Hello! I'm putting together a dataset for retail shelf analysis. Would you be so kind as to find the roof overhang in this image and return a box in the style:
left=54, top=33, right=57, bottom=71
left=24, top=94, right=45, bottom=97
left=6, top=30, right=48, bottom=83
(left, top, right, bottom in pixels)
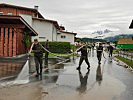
left=118, top=38, right=133, bottom=44
left=59, top=26, right=65, bottom=30
left=0, top=3, right=44, bottom=19
left=0, top=15, right=38, bottom=36
left=33, top=17, right=60, bottom=30
left=59, top=30, right=77, bottom=36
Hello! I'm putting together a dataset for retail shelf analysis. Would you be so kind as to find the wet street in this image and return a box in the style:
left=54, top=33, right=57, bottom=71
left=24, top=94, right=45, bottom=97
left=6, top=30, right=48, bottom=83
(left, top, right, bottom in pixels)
left=0, top=51, right=133, bottom=100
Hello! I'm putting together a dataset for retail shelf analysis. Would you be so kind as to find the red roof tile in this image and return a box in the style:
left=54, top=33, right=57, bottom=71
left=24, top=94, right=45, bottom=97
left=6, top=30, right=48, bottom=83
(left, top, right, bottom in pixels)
left=118, top=38, right=133, bottom=44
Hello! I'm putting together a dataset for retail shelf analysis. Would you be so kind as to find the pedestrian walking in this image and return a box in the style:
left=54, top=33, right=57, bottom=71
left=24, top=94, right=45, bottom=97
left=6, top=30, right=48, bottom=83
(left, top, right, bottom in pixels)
left=108, top=44, right=114, bottom=57
left=97, top=43, right=103, bottom=65
left=76, top=43, right=91, bottom=70
left=44, top=40, right=49, bottom=67
left=32, top=39, right=44, bottom=77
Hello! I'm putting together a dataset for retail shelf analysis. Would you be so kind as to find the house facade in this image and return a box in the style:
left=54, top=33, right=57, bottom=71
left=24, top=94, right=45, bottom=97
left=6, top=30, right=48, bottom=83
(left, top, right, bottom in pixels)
left=32, top=18, right=60, bottom=41
left=57, top=30, right=77, bottom=44
left=0, top=3, right=38, bottom=57
left=117, top=38, right=133, bottom=49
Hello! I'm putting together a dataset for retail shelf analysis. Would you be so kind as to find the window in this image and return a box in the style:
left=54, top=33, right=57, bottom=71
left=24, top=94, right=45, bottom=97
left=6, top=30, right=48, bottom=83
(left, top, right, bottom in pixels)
left=8, top=13, right=13, bottom=15
left=61, top=35, right=66, bottom=38
left=0, top=12, right=4, bottom=15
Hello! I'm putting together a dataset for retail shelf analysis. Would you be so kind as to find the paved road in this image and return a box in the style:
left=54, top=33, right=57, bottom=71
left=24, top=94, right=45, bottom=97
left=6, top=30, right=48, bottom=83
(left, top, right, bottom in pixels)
left=40, top=52, right=133, bottom=100
left=0, top=51, right=133, bottom=100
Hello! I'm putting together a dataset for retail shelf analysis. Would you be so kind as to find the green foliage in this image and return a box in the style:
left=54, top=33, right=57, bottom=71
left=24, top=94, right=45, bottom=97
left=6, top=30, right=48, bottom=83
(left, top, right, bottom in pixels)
left=40, top=41, right=71, bottom=54
left=117, top=44, right=133, bottom=49
left=75, top=39, right=81, bottom=43
left=70, top=44, right=77, bottom=51
left=22, top=32, right=31, bottom=49
left=82, top=38, right=106, bottom=43
left=116, top=56, right=133, bottom=67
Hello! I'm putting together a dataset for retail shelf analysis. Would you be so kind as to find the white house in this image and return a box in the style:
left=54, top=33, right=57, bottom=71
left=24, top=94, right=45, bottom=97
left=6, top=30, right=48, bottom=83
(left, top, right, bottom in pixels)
left=20, top=6, right=77, bottom=43
left=16, top=5, right=77, bottom=43
left=20, top=13, right=60, bottom=42
left=57, top=30, right=77, bottom=44
left=32, top=18, right=60, bottom=41
left=22, top=14, right=77, bottom=43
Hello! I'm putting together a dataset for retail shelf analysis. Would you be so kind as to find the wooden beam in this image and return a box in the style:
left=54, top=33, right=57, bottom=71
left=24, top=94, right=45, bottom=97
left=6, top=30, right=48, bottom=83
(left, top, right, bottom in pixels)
left=0, top=24, right=25, bottom=28
left=0, top=28, right=4, bottom=56
left=13, top=28, right=17, bottom=56
left=9, top=28, right=13, bottom=57
left=4, top=28, right=9, bottom=56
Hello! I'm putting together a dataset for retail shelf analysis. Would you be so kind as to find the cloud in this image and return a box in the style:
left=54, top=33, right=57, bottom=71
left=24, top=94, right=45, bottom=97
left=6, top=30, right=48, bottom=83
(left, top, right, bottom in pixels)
left=1, top=0, right=133, bottom=38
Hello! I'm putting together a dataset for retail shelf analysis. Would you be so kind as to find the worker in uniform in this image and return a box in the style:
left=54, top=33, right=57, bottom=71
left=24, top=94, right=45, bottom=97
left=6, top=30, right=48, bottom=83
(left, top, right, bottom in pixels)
left=108, top=44, right=114, bottom=57
left=76, top=43, right=90, bottom=70
left=97, top=43, right=103, bottom=65
left=32, top=39, right=44, bottom=77
left=44, top=39, right=49, bottom=67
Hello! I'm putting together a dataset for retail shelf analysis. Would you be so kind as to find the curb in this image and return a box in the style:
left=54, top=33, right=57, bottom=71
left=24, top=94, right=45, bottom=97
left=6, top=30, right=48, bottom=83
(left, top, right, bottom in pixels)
left=113, top=57, right=133, bottom=72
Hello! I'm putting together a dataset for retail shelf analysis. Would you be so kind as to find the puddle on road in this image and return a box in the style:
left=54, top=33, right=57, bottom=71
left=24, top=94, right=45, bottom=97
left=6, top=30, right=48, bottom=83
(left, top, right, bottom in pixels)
left=0, top=55, right=129, bottom=100
left=14, top=60, right=29, bottom=84
left=41, top=57, right=127, bottom=100
left=0, top=61, right=26, bottom=79
left=0, top=56, right=70, bottom=100
left=0, top=57, right=69, bottom=85
left=0, top=60, right=29, bottom=86
left=82, top=74, right=126, bottom=100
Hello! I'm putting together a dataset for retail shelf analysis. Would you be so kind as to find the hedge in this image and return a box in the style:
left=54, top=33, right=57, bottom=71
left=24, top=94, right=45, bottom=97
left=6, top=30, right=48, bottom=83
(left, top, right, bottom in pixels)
left=40, top=41, right=71, bottom=54
left=117, top=44, right=133, bottom=49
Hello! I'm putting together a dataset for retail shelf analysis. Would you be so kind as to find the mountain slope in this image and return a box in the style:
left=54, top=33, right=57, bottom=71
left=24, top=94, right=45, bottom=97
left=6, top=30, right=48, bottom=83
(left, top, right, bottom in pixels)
left=104, top=34, right=133, bottom=42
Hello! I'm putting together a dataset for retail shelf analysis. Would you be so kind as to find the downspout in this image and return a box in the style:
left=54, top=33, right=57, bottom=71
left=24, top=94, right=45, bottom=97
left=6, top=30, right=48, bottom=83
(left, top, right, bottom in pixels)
left=56, top=29, right=58, bottom=41
left=52, top=24, right=54, bottom=41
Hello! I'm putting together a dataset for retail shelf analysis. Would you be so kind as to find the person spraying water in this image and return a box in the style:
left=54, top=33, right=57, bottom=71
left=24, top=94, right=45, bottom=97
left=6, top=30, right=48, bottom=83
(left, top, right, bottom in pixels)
left=30, top=39, right=44, bottom=77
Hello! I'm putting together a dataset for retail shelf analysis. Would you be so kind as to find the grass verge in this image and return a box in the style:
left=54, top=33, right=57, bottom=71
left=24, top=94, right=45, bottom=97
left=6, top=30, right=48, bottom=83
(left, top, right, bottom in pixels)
left=30, top=53, right=79, bottom=57
left=115, top=56, right=133, bottom=67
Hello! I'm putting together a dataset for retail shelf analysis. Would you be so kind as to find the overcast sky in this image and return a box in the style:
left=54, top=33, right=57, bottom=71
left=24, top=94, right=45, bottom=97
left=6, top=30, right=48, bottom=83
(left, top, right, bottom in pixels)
left=1, top=0, right=133, bottom=38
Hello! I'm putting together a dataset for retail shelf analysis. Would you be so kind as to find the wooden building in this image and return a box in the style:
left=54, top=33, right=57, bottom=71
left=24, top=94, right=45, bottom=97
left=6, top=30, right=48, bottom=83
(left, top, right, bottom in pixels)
left=117, top=38, right=133, bottom=49
left=0, top=3, right=44, bottom=18
left=0, top=3, right=39, bottom=57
